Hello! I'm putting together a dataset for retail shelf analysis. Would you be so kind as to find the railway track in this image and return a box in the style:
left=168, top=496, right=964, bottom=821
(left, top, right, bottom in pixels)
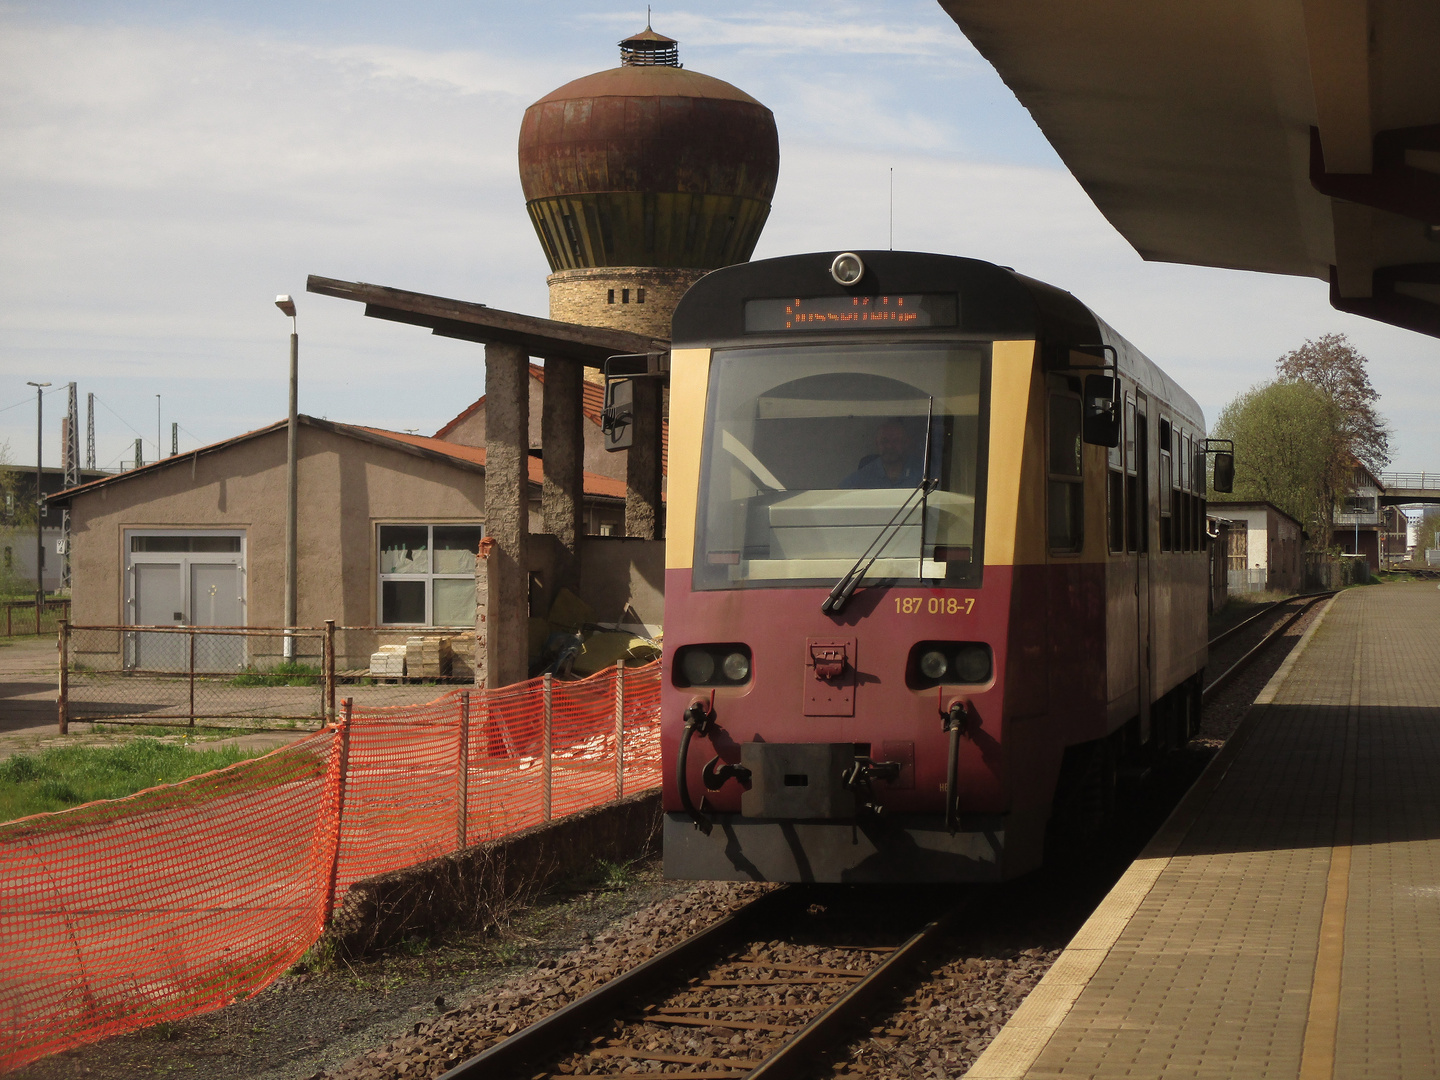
left=1202, top=591, right=1334, bottom=704
left=435, top=887, right=968, bottom=1080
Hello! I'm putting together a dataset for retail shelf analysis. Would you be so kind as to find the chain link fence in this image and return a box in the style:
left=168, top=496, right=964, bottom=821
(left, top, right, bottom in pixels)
left=63, top=625, right=331, bottom=728
left=3, top=599, right=70, bottom=638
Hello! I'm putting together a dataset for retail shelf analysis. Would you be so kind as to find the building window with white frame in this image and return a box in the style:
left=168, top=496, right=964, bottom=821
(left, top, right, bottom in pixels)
left=378, top=523, right=484, bottom=626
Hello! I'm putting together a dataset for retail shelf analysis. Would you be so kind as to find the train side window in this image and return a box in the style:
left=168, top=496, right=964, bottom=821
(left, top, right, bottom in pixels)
left=1047, top=391, right=1084, bottom=553
left=1180, top=435, right=1192, bottom=551
left=1158, top=419, right=1173, bottom=551
left=1108, top=469, right=1125, bottom=552
left=1132, top=408, right=1149, bottom=553
left=1124, top=398, right=1139, bottom=553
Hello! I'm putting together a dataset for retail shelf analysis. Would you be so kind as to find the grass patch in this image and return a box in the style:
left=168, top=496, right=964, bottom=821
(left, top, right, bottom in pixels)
left=596, top=858, right=639, bottom=891
left=0, top=738, right=268, bottom=822
left=229, top=660, right=322, bottom=688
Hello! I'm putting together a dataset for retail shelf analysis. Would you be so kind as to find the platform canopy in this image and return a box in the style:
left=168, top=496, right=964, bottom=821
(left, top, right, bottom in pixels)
left=306, top=275, right=668, bottom=366
left=939, top=0, right=1440, bottom=338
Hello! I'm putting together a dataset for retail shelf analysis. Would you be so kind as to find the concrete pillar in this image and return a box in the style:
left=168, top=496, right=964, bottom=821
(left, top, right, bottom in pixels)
left=626, top=376, right=663, bottom=539
left=483, top=343, right=530, bottom=688
left=541, top=357, right=584, bottom=584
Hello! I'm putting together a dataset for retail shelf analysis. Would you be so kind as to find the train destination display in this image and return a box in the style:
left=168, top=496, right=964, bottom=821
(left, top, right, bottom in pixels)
left=745, top=293, right=958, bottom=332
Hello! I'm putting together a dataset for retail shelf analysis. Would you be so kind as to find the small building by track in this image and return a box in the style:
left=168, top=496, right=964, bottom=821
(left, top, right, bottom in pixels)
left=49, top=416, right=640, bottom=673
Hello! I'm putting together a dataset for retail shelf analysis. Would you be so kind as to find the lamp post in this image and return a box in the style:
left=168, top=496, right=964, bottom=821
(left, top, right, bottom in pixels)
left=26, top=382, right=51, bottom=612
left=275, top=295, right=298, bottom=659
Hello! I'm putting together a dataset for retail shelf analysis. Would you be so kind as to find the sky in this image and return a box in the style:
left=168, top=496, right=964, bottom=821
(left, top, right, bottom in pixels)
left=1, top=0, right=1437, bottom=476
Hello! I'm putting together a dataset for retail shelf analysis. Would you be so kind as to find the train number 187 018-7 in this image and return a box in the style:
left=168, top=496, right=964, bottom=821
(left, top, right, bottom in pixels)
left=894, top=596, right=975, bottom=615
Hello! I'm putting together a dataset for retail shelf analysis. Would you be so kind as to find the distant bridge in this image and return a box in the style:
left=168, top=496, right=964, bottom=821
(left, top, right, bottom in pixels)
left=1381, top=473, right=1440, bottom=506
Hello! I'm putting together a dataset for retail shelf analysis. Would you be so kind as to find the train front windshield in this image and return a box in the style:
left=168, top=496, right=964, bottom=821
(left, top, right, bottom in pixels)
left=693, top=342, right=986, bottom=591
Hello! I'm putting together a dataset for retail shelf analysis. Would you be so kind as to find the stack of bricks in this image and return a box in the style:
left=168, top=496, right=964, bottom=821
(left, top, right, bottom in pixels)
left=404, top=636, right=453, bottom=679
left=368, top=644, right=406, bottom=677
left=448, top=633, right=477, bottom=681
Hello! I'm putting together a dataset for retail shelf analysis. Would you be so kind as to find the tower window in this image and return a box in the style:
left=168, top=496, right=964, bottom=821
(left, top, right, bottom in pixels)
left=622, top=288, right=630, bottom=304
left=637, top=287, right=645, bottom=304
left=607, top=289, right=615, bottom=304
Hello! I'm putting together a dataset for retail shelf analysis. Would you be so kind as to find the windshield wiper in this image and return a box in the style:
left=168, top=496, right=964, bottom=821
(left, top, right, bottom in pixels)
left=821, top=398, right=937, bottom=616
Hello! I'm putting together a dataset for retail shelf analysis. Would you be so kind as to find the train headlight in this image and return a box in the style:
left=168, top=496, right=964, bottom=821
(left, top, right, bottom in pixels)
left=722, top=651, right=751, bottom=682
left=682, top=650, right=716, bottom=686
left=908, top=641, right=994, bottom=688
left=674, top=644, right=753, bottom=688
left=830, top=252, right=865, bottom=286
left=953, top=644, right=992, bottom=683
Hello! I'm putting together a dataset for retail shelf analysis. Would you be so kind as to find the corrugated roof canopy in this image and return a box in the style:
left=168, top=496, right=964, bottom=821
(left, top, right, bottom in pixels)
left=939, top=0, right=1440, bottom=338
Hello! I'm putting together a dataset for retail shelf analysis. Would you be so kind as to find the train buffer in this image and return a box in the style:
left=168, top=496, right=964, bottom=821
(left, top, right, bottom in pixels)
left=970, top=580, right=1440, bottom=1079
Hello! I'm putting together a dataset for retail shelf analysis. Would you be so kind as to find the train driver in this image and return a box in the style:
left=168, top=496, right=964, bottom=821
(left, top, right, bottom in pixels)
left=842, top=417, right=925, bottom=488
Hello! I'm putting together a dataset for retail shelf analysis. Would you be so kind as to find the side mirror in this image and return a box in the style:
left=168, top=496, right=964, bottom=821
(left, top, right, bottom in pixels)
left=1212, top=452, right=1234, bottom=493
left=1082, top=374, right=1120, bottom=447
left=601, top=378, right=634, bottom=451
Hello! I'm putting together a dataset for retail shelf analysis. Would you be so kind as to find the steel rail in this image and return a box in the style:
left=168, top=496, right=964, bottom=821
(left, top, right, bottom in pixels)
left=433, top=888, right=798, bottom=1080
left=1206, top=599, right=1281, bottom=650
left=1202, top=591, right=1334, bottom=705
left=743, top=901, right=964, bottom=1080
left=1207, top=589, right=1338, bottom=651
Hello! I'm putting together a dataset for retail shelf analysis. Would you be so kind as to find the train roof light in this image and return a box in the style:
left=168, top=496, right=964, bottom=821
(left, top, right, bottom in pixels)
left=830, top=252, right=865, bottom=286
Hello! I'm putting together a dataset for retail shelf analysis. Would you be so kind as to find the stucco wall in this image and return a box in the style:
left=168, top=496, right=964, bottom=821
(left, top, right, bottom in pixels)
left=441, top=377, right=544, bottom=451
left=65, top=423, right=550, bottom=629
left=442, top=374, right=627, bottom=485
left=578, top=536, right=665, bottom=634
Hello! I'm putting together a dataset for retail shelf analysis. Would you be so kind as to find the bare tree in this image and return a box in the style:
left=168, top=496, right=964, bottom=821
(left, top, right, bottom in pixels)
left=1276, top=332, right=1391, bottom=474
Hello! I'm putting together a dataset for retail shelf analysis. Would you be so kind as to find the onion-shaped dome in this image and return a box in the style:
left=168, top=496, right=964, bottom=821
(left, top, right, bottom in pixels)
left=518, top=26, right=780, bottom=272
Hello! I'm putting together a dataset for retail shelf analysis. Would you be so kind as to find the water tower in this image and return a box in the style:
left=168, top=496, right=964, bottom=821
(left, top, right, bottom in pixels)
left=518, top=24, right=780, bottom=339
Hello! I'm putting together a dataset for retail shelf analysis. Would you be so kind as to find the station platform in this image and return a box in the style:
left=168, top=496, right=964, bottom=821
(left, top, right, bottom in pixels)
left=969, top=581, right=1440, bottom=1079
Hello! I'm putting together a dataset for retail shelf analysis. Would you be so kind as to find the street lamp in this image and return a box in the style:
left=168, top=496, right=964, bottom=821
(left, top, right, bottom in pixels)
left=276, top=294, right=298, bottom=659
left=26, top=382, right=51, bottom=613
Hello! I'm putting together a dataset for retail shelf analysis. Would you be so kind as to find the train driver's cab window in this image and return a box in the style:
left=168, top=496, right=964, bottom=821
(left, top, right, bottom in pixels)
left=693, top=342, right=986, bottom=591
left=1047, top=388, right=1083, bottom=553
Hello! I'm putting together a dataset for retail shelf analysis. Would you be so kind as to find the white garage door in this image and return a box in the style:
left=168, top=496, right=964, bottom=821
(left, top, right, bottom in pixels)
left=126, top=531, right=245, bottom=672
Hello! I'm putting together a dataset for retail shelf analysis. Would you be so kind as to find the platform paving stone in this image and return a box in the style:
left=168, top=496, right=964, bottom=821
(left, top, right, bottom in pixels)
left=967, top=582, right=1440, bottom=1079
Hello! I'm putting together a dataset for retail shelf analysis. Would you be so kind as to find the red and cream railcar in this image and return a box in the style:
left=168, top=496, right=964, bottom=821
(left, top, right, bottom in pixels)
left=659, top=251, right=1210, bottom=882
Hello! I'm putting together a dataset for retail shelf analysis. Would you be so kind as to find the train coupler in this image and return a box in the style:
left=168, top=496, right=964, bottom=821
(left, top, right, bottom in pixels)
left=702, top=757, right=752, bottom=790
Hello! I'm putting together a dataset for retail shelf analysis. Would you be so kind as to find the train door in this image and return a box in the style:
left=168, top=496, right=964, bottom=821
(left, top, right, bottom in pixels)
left=1133, top=393, right=1152, bottom=741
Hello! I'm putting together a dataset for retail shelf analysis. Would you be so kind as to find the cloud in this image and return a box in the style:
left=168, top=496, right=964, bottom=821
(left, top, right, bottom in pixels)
left=1, top=3, right=1435, bottom=475
left=579, top=3, right=981, bottom=60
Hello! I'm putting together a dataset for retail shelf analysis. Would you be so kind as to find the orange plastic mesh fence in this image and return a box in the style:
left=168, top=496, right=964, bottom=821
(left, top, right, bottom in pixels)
left=0, top=661, right=661, bottom=1070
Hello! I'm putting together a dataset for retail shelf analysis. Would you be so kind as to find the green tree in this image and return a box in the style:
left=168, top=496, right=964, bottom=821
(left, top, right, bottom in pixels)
left=1415, top=506, right=1440, bottom=562
left=1211, top=379, right=1349, bottom=545
left=1276, top=332, right=1391, bottom=474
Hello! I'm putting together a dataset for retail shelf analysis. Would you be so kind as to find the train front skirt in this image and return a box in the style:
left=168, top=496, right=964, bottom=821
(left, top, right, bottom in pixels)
left=662, top=811, right=1008, bottom=883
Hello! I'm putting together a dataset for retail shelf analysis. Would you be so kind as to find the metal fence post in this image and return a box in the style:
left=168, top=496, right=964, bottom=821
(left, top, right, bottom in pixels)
left=614, top=659, right=626, bottom=799
left=57, top=620, right=69, bottom=735
left=323, top=697, right=354, bottom=919
left=542, top=673, right=553, bottom=822
left=457, top=691, right=471, bottom=850
left=35, top=598, right=41, bottom=636
left=324, top=620, right=336, bottom=726
left=187, top=629, right=196, bottom=727
left=6, top=602, right=12, bottom=638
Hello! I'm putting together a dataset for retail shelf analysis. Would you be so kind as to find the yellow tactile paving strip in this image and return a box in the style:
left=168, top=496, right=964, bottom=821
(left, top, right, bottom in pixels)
left=966, top=583, right=1440, bottom=1079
